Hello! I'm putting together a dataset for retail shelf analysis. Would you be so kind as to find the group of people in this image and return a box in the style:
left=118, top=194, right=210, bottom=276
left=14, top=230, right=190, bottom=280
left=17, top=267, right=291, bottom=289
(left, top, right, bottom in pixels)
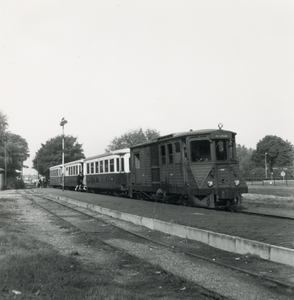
left=36, top=176, right=47, bottom=188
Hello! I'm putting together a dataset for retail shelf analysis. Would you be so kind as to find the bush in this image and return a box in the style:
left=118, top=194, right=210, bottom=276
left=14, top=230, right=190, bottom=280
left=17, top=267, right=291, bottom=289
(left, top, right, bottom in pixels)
left=5, top=177, right=25, bottom=190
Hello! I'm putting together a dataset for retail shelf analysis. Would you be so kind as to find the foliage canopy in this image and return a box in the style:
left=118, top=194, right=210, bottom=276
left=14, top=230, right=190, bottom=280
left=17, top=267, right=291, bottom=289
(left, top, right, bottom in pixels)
left=0, top=110, right=30, bottom=179
left=33, top=135, right=85, bottom=179
left=251, top=135, right=293, bottom=171
left=105, top=128, right=160, bottom=152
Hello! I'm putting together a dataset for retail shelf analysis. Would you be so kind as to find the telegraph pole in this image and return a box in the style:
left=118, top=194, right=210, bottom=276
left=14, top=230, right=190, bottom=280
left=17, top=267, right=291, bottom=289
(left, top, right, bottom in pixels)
left=60, top=118, right=68, bottom=191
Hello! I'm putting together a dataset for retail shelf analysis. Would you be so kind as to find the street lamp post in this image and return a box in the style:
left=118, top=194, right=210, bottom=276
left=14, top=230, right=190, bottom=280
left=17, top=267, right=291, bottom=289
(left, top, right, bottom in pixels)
left=60, top=118, right=68, bottom=191
left=265, top=152, right=268, bottom=179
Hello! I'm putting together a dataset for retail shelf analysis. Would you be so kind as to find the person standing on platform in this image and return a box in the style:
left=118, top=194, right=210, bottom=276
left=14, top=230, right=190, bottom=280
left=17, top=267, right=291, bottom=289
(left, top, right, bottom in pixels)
left=75, top=172, right=83, bottom=191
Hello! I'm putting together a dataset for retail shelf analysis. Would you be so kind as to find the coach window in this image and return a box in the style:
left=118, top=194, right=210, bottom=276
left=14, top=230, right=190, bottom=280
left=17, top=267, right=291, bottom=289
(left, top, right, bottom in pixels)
left=87, top=163, right=90, bottom=174
left=116, top=158, right=120, bottom=172
left=161, top=145, right=166, bottom=165
left=99, top=161, right=104, bottom=173
left=121, top=157, right=125, bottom=172
left=135, top=153, right=140, bottom=169
left=191, top=140, right=211, bottom=162
left=95, top=161, right=99, bottom=173
left=167, top=144, right=173, bottom=164
left=90, top=162, right=94, bottom=174
left=110, top=159, right=114, bottom=172
left=105, top=160, right=109, bottom=172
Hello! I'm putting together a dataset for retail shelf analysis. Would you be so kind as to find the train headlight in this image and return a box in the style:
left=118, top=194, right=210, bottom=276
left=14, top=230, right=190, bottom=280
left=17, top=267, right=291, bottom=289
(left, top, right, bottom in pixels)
left=207, top=181, right=214, bottom=187
left=234, top=180, right=240, bottom=186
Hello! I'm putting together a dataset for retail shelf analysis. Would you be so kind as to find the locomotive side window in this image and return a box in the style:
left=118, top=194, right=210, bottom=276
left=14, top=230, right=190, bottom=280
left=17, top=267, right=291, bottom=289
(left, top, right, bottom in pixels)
left=161, top=145, right=166, bottom=164
left=190, top=140, right=211, bottom=162
left=167, top=144, right=173, bottom=164
left=215, top=140, right=227, bottom=161
left=135, top=153, right=140, bottom=169
left=175, top=142, right=181, bottom=163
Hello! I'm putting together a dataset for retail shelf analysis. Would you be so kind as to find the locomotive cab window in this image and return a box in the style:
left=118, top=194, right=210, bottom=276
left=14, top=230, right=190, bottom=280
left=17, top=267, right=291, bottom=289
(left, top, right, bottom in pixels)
left=190, top=140, right=211, bottom=162
left=215, top=140, right=227, bottom=161
left=229, top=139, right=236, bottom=161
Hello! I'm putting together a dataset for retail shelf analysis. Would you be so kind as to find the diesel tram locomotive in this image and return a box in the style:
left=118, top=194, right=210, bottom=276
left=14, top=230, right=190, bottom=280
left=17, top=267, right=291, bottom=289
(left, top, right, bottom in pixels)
left=49, top=124, right=248, bottom=209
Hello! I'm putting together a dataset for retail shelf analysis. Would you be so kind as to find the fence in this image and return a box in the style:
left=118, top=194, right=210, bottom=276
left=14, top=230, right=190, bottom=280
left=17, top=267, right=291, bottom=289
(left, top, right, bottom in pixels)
left=246, top=178, right=294, bottom=187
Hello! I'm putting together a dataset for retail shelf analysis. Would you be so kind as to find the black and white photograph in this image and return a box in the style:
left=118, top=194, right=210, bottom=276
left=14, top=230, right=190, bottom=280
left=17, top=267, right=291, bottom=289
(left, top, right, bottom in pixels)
left=1, top=1, right=293, bottom=299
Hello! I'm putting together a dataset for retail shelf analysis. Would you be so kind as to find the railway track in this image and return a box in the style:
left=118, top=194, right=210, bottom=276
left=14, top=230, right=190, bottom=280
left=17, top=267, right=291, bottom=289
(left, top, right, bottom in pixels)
left=20, top=190, right=294, bottom=300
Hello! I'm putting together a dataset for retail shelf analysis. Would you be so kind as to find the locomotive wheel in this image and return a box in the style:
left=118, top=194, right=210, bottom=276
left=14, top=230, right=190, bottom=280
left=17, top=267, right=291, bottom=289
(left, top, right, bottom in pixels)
left=235, top=193, right=242, bottom=206
left=182, top=199, right=188, bottom=206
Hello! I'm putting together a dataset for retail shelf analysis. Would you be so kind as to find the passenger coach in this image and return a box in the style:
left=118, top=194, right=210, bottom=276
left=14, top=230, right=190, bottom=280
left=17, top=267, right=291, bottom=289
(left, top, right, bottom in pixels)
left=84, top=148, right=130, bottom=194
left=49, top=164, right=63, bottom=188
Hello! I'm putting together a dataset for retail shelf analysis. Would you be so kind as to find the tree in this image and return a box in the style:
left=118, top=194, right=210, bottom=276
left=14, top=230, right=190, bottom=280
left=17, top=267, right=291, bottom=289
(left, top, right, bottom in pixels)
left=251, top=135, right=294, bottom=171
left=33, top=135, right=85, bottom=179
left=105, top=128, right=160, bottom=152
left=0, top=110, right=8, bottom=134
left=0, top=132, right=30, bottom=178
left=236, top=144, right=254, bottom=177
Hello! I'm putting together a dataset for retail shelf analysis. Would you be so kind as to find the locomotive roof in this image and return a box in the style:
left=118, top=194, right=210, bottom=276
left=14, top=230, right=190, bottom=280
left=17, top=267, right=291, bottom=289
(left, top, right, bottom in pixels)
left=130, top=128, right=236, bottom=149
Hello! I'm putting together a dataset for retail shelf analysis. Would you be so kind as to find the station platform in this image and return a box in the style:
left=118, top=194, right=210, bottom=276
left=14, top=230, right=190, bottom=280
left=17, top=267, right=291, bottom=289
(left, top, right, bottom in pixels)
left=31, top=188, right=294, bottom=267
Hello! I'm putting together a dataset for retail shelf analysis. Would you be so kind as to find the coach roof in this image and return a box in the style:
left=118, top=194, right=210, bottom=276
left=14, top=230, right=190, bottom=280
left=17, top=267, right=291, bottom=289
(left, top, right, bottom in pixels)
left=84, top=148, right=130, bottom=161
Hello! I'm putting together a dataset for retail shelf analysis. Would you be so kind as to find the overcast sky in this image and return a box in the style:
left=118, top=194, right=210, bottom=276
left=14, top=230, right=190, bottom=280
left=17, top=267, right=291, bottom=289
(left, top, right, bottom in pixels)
left=1, top=0, right=293, bottom=175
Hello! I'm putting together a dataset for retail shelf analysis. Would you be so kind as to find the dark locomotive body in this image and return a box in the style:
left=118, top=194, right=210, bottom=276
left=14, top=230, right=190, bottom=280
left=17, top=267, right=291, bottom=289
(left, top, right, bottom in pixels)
left=129, top=128, right=248, bottom=208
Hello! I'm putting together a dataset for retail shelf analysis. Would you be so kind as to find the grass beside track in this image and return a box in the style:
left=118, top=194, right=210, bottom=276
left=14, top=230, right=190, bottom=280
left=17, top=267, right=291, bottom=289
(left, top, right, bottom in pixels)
left=247, top=183, right=294, bottom=198
left=0, top=233, right=141, bottom=300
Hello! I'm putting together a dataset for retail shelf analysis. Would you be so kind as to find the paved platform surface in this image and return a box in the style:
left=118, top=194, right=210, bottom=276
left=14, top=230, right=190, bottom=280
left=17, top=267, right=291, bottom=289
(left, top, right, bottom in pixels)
left=30, top=188, right=294, bottom=249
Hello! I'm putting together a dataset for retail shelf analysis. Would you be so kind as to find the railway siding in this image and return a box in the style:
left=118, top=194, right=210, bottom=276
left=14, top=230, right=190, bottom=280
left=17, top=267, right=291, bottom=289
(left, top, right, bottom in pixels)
left=39, top=189, right=294, bottom=267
